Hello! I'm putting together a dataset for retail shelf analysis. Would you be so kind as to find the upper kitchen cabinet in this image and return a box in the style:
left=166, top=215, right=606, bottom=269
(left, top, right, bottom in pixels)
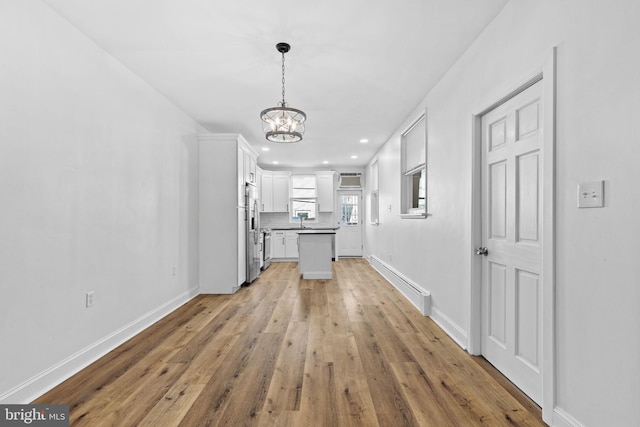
left=260, top=171, right=273, bottom=212
left=273, top=172, right=290, bottom=212
left=316, top=171, right=336, bottom=212
left=261, top=171, right=290, bottom=213
left=244, top=149, right=257, bottom=185
left=198, top=133, right=258, bottom=294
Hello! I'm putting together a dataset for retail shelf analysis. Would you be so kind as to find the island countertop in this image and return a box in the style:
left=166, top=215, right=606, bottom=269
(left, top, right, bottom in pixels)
left=296, top=229, right=336, bottom=235
left=269, top=226, right=339, bottom=231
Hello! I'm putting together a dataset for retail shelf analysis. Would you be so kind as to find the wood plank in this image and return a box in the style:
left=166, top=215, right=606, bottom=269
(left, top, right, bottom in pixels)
left=473, top=355, right=544, bottom=423
left=210, top=332, right=283, bottom=426
left=74, top=361, right=189, bottom=426
left=326, top=288, right=353, bottom=335
left=362, top=305, right=415, bottom=363
left=351, top=321, right=418, bottom=426
left=138, top=332, right=240, bottom=426
left=263, top=282, right=298, bottom=334
left=332, top=333, right=379, bottom=427
left=137, top=382, right=206, bottom=427
left=297, top=361, right=339, bottom=426
left=168, top=301, right=243, bottom=363
left=305, top=284, right=333, bottom=364
left=34, top=259, right=546, bottom=427
left=342, top=288, right=368, bottom=324
left=176, top=282, right=284, bottom=426
left=263, top=321, right=309, bottom=412
left=390, top=361, right=458, bottom=427
left=255, top=410, right=299, bottom=427
left=374, top=291, right=420, bottom=334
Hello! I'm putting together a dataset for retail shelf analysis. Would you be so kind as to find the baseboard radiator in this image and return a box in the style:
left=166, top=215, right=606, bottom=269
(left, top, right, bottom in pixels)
left=369, top=256, right=431, bottom=316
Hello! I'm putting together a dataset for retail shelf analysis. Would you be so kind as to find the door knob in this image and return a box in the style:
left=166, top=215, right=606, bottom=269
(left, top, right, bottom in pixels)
left=476, top=247, right=488, bottom=256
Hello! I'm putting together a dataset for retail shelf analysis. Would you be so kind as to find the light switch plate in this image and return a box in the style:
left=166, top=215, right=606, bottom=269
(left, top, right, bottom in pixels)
left=577, top=181, right=604, bottom=208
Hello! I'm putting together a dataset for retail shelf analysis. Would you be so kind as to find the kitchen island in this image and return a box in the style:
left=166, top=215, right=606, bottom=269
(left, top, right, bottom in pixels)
left=297, top=229, right=336, bottom=279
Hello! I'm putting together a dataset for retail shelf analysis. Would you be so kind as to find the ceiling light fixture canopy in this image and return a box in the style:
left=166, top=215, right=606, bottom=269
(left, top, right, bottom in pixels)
left=260, top=42, right=306, bottom=143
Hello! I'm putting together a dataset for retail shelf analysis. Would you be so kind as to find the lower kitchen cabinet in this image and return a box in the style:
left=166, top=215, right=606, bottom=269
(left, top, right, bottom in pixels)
left=272, top=230, right=286, bottom=259
left=270, top=230, right=300, bottom=259
left=285, top=231, right=299, bottom=258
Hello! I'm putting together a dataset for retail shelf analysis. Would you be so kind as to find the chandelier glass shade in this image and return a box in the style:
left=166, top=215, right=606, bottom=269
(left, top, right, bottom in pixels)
left=260, top=43, right=306, bottom=143
left=260, top=105, right=306, bottom=143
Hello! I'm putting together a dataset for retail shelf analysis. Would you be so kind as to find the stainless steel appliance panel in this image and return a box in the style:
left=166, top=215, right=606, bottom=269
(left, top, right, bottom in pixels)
left=246, top=182, right=260, bottom=283
left=262, top=229, right=271, bottom=270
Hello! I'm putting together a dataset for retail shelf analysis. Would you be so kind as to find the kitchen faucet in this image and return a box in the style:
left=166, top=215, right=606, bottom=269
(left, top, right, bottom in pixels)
left=299, top=212, right=308, bottom=229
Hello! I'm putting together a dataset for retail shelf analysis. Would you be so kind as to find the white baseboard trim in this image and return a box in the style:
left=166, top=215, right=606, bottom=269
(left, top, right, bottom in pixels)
left=429, top=307, right=468, bottom=350
left=0, top=287, right=199, bottom=404
left=369, top=256, right=431, bottom=316
left=552, top=407, right=585, bottom=427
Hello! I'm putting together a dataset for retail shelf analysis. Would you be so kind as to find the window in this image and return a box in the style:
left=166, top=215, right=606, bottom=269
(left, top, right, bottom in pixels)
left=290, top=175, right=317, bottom=222
left=340, top=194, right=359, bottom=225
left=401, top=112, right=427, bottom=217
left=410, top=168, right=426, bottom=210
left=370, top=159, right=379, bottom=224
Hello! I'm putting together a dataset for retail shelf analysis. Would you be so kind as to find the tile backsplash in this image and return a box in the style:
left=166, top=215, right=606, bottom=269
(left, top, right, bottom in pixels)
left=260, top=212, right=337, bottom=228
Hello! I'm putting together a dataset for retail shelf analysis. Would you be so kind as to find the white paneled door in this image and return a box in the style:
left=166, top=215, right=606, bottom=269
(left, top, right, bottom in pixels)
left=337, top=191, right=363, bottom=257
left=480, top=80, right=543, bottom=405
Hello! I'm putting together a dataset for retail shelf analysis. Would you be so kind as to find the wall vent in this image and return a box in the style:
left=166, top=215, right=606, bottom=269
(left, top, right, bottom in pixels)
left=369, top=256, right=431, bottom=315
left=339, top=173, right=362, bottom=188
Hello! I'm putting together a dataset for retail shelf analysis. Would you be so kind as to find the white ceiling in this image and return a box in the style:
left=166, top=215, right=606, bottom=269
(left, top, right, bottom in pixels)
left=43, top=0, right=508, bottom=168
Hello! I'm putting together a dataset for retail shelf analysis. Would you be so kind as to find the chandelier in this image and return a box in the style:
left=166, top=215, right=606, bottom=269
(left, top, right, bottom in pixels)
left=260, top=42, right=306, bottom=143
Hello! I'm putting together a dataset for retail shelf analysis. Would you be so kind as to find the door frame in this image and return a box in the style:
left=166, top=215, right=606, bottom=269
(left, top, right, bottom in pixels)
left=337, top=189, right=363, bottom=257
left=468, top=47, right=556, bottom=423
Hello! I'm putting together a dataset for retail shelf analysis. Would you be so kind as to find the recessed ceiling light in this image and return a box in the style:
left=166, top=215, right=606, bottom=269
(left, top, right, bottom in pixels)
left=360, top=139, right=369, bottom=143
left=272, top=161, right=279, bottom=165
left=262, top=147, right=270, bottom=152
left=322, top=160, right=329, bottom=164
left=350, top=155, right=358, bottom=159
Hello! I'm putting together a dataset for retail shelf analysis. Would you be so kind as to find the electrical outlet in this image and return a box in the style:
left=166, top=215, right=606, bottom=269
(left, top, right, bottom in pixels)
left=172, top=266, right=177, bottom=276
left=86, top=291, right=94, bottom=308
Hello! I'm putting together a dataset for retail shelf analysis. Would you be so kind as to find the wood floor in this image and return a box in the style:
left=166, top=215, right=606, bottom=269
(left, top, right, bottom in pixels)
left=35, top=259, right=546, bottom=426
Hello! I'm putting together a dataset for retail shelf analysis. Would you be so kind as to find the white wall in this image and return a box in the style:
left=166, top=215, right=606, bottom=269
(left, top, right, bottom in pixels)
left=364, top=0, right=640, bottom=426
left=0, top=1, right=204, bottom=402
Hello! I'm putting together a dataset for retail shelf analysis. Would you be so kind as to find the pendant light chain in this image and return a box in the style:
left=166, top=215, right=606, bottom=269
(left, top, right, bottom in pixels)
left=281, top=51, right=286, bottom=106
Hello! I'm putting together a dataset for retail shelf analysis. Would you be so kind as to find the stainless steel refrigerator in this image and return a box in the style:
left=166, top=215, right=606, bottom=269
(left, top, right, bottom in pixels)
left=245, top=182, right=260, bottom=284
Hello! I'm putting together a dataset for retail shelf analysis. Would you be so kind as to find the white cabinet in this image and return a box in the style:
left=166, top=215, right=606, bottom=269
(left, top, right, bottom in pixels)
left=244, top=150, right=257, bottom=184
left=261, top=170, right=334, bottom=214
left=298, top=232, right=334, bottom=279
left=237, top=145, right=258, bottom=206
left=270, top=230, right=299, bottom=259
left=260, top=171, right=274, bottom=212
left=262, top=171, right=334, bottom=214
left=260, top=171, right=289, bottom=213
left=273, top=172, right=290, bottom=212
left=257, top=166, right=263, bottom=207
left=237, top=146, right=245, bottom=207
left=285, top=230, right=299, bottom=258
left=316, top=171, right=336, bottom=212
left=198, top=133, right=258, bottom=294
left=272, top=230, right=286, bottom=258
